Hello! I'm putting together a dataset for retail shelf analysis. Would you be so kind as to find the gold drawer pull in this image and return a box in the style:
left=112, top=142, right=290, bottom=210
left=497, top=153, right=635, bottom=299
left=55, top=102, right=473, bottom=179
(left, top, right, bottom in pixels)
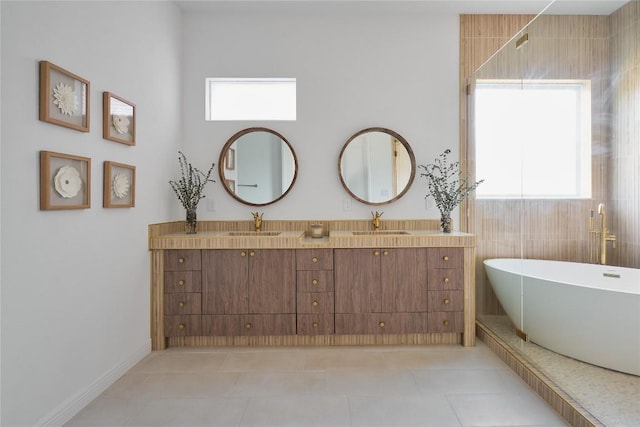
left=313, top=322, right=319, bottom=329
left=241, top=251, right=246, bottom=257
left=178, top=280, right=185, bottom=286
left=245, top=323, right=252, bottom=330
left=312, top=257, right=318, bottom=263
left=312, top=300, right=319, bottom=307
left=374, top=251, right=380, bottom=256
left=178, top=258, right=185, bottom=264
left=312, top=279, right=318, bottom=285
left=444, top=299, right=450, bottom=305
left=178, top=323, right=185, bottom=330
left=443, top=256, right=449, bottom=261
left=250, top=251, right=255, bottom=257
left=443, top=277, right=449, bottom=283
left=179, top=301, right=185, bottom=308
left=383, top=251, right=389, bottom=256
left=379, top=321, right=385, bottom=328
left=443, top=320, right=450, bottom=326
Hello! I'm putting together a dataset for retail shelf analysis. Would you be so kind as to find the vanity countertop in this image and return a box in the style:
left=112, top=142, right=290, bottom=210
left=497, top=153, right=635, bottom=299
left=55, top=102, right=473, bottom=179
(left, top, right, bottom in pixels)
left=149, top=224, right=476, bottom=250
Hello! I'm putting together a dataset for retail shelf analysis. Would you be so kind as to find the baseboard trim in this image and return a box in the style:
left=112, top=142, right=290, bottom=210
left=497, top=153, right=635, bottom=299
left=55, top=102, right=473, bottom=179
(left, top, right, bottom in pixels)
left=36, top=339, right=151, bottom=427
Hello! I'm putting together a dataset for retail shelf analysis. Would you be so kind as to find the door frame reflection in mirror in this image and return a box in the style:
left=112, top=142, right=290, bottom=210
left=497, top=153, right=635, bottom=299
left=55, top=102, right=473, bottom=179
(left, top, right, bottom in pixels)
left=338, top=127, right=416, bottom=205
left=218, top=127, right=298, bottom=207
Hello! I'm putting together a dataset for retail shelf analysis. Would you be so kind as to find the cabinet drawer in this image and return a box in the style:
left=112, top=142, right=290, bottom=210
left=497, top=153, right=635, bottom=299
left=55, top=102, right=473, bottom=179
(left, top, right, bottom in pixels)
left=164, top=293, right=202, bottom=315
left=335, top=313, right=428, bottom=335
left=297, top=292, right=334, bottom=314
left=202, top=315, right=241, bottom=336
left=241, top=314, right=296, bottom=336
left=427, top=268, right=463, bottom=291
left=164, top=271, right=202, bottom=293
left=427, top=248, right=463, bottom=269
left=427, top=291, right=463, bottom=312
left=427, top=312, right=463, bottom=333
left=164, top=315, right=201, bottom=336
left=297, top=271, right=334, bottom=292
left=164, top=250, right=201, bottom=271
left=297, top=314, right=334, bottom=335
left=296, top=249, right=333, bottom=271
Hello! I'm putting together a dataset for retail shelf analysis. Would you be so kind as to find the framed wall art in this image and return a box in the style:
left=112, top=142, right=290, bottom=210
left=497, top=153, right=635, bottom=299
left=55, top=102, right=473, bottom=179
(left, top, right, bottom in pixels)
left=225, top=178, right=236, bottom=193
left=103, top=161, right=135, bottom=208
left=225, top=147, right=236, bottom=170
left=103, top=92, right=136, bottom=146
left=39, top=61, right=90, bottom=132
left=40, top=151, right=91, bottom=210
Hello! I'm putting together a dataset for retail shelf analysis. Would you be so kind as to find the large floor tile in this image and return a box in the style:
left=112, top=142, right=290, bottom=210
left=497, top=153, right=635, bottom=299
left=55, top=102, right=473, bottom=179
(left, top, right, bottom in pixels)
left=325, top=369, right=420, bottom=396
left=239, top=395, right=350, bottom=426
left=229, top=371, right=326, bottom=396
left=221, top=350, right=307, bottom=371
left=125, top=397, right=248, bottom=427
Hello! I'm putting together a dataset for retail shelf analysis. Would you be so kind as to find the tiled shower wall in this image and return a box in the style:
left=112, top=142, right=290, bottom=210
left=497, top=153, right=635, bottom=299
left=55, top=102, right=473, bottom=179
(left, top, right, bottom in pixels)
left=461, top=2, right=640, bottom=316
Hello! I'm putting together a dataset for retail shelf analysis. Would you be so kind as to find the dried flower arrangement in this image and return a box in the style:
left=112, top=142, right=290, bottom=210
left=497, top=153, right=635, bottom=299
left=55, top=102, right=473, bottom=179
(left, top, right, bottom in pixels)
left=419, top=149, right=483, bottom=232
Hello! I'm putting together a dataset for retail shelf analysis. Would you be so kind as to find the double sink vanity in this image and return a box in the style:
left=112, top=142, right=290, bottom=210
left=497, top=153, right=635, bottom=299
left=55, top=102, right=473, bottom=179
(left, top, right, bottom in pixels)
left=149, top=219, right=476, bottom=350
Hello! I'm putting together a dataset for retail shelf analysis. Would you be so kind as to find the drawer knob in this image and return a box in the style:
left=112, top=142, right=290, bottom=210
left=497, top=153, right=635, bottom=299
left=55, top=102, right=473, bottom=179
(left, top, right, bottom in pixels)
left=241, top=251, right=246, bottom=257
left=443, top=256, right=449, bottom=261
left=179, top=301, right=185, bottom=308
left=443, top=320, right=450, bottom=326
left=312, top=257, right=318, bottom=263
left=312, top=279, right=318, bottom=285
left=178, top=258, right=185, bottom=264
left=374, top=251, right=380, bottom=256
left=383, top=251, right=389, bottom=256
left=245, top=323, right=252, bottom=330
left=443, top=277, right=449, bottom=283
left=379, top=321, right=385, bottom=328
left=312, top=300, right=319, bottom=307
left=250, top=251, right=255, bottom=257
left=178, top=280, right=185, bottom=286
left=313, top=322, right=319, bottom=328
left=444, top=299, right=450, bottom=305
left=178, top=323, right=185, bottom=330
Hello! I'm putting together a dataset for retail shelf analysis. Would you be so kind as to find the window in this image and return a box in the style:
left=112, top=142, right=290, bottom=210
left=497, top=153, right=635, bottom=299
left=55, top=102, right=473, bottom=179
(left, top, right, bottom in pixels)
left=474, top=79, right=591, bottom=199
left=205, top=78, right=296, bottom=121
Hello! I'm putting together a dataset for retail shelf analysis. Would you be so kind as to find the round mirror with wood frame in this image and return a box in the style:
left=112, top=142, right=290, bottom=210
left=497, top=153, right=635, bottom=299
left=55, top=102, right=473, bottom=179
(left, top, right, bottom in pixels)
left=338, top=127, right=416, bottom=205
left=219, top=127, right=298, bottom=206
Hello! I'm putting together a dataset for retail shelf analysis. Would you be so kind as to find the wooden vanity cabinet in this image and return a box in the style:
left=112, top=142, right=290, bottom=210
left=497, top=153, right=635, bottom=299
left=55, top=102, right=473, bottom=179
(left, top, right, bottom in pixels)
left=296, top=249, right=335, bottom=335
left=426, top=248, right=464, bottom=333
left=201, top=249, right=296, bottom=336
left=163, top=250, right=202, bottom=337
left=334, top=248, right=429, bottom=334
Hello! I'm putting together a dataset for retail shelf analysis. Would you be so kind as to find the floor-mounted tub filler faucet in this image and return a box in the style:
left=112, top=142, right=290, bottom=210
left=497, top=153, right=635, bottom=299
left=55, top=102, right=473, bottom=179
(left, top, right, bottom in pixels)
left=590, top=203, right=616, bottom=265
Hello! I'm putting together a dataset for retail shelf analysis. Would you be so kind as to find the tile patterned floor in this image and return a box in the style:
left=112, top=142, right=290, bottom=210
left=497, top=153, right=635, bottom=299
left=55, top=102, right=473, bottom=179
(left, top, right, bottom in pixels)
left=66, top=341, right=568, bottom=427
left=479, top=315, right=640, bottom=427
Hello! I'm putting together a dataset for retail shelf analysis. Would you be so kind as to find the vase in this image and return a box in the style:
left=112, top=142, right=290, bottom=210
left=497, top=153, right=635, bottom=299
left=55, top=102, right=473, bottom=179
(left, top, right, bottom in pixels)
left=185, top=208, right=197, bottom=234
left=440, top=212, right=452, bottom=233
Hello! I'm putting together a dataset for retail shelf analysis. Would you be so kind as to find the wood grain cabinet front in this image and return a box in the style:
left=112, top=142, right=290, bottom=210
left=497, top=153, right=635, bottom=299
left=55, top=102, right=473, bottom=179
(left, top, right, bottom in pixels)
left=164, top=250, right=201, bottom=271
left=163, top=250, right=202, bottom=337
left=296, top=249, right=334, bottom=335
left=164, top=315, right=201, bottom=336
left=335, top=313, right=428, bottom=334
left=200, top=249, right=296, bottom=336
left=426, top=248, right=464, bottom=333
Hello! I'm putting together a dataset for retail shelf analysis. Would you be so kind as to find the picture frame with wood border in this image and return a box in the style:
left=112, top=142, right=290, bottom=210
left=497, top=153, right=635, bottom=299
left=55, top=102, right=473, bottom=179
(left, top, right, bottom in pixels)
left=225, top=147, right=236, bottom=170
left=103, top=92, right=136, bottom=146
left=39, top=61, right=90, bottom=132
left=40, top=151, right=91, bottom=210
left=103, top=161, right=136, bottom=208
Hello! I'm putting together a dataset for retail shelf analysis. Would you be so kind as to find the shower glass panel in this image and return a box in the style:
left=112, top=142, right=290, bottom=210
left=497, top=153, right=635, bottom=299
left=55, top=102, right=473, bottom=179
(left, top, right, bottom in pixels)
left=470, top=1, right=639, bottom=424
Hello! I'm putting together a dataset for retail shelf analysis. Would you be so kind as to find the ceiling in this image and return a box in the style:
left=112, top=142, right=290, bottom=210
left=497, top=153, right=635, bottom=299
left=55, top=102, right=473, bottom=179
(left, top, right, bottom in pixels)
left=175, top=0, right=630, bottom=15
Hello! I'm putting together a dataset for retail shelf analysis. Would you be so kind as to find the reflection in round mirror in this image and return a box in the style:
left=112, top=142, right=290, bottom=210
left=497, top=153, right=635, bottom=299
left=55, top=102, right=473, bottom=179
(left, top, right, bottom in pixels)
left=339, top=127, right=415, bottom=205
left=219, top=127, right=298, bottom=206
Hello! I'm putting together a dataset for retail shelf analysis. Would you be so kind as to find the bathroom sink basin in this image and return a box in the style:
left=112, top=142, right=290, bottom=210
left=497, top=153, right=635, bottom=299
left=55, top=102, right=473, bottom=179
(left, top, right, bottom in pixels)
left=352, top=230, right=410, bottom=236
left=226, top=231, right=281, bottom=236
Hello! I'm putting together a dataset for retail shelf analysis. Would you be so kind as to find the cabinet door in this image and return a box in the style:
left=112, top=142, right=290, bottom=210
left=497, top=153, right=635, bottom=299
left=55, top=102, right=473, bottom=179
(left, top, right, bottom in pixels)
left=202, top=250, right=248, bottom=314
left=248, top=250, right=296, bottom=314
left=381, top=248, right=429, bottom=312
left=334, top=248, right=381, bottom=313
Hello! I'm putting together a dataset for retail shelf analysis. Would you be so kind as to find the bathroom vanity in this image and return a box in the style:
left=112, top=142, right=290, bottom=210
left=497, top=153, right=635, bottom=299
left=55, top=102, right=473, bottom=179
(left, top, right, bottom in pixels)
left=149, top=219, right=476, bottom=350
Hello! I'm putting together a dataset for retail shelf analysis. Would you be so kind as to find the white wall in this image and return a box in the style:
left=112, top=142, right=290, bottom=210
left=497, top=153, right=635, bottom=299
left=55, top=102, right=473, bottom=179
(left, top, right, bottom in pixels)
left=0, top=1, right=181, bottom=425
left=181, top=5, right=459, bottom=221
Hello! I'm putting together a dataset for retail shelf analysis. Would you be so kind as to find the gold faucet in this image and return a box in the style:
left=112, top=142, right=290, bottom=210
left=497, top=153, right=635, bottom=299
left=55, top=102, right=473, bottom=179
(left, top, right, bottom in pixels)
left=597, top=203, right=616, bottom=265
left=252, top=211, right=263, bottom=232
left=371, top=211, right=383, bottom=231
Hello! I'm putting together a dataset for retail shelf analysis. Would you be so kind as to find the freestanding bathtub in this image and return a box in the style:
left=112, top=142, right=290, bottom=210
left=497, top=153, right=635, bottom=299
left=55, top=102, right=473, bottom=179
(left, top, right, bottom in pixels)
left=484, top=258, right=640, bottom=376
